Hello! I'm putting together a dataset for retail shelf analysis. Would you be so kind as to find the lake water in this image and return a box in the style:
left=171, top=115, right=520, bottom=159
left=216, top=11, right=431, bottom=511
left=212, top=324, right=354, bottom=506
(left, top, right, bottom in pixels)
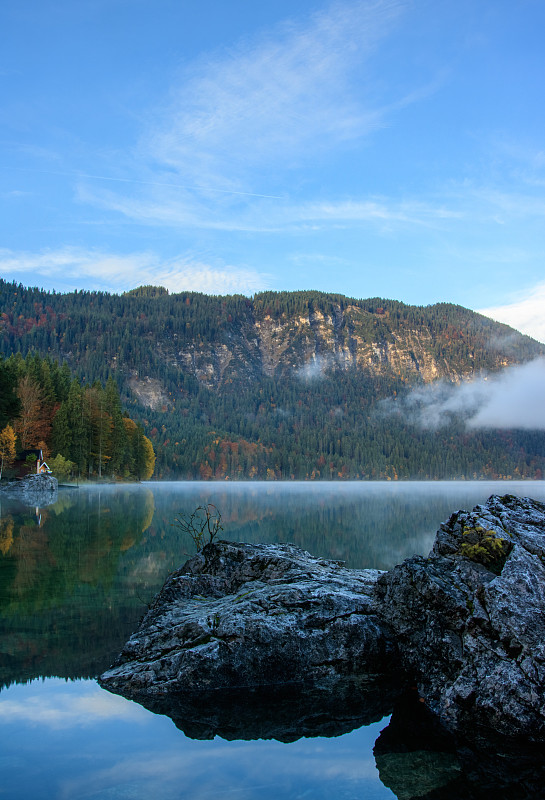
left=1, top=480, right=545, bottom=799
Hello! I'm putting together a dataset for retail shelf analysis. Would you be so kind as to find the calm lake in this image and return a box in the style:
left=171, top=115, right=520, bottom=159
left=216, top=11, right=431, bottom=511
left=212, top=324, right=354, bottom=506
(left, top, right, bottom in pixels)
left=1, top=480, right=545, bottom=800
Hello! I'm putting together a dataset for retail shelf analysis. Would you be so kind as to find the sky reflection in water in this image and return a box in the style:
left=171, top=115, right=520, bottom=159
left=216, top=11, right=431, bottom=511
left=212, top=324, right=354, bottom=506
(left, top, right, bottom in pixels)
left=0, top=678, right=391, bottom=800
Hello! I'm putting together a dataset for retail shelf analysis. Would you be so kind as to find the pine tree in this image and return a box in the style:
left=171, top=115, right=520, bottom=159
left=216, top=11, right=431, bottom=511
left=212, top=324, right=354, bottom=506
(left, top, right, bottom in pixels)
left=105, top=377, right=128, bottom=477
left=132, top=424, right=147, bottom=481
left=0, top=357, right=20, bottom=428
left=66, top=379, right=89, bottom=476
left=88, top=383, right=112, bottom=478
left=51, top=401, right=72, bottom=457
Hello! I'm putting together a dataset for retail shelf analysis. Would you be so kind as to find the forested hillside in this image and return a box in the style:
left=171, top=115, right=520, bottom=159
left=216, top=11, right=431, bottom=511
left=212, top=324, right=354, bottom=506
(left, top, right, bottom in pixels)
left=1, top=279, right=544, bottom=480
left=0, top=352, right=155, bottom=481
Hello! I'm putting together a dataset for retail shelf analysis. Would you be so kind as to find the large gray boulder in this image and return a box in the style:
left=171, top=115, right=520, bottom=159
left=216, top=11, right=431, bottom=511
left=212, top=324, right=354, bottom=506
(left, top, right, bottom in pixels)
left=99, top=541, right=399, bottom=699
left=376, top=494, right=545, bottom=743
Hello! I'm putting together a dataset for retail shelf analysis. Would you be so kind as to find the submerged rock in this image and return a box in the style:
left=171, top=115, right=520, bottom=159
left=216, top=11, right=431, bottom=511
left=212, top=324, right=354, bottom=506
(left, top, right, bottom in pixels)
left=0, top=474, right=58, bottom=506
left=100, top=494, right=545, bottom=751
left=374, top=687, right=545, bottom=800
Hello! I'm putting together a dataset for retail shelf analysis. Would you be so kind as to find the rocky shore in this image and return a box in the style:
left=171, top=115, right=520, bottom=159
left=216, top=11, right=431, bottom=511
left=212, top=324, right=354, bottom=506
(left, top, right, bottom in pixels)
left=0, top=474, right=58, bottom=506
left=100, top=493, right=545, bottom=760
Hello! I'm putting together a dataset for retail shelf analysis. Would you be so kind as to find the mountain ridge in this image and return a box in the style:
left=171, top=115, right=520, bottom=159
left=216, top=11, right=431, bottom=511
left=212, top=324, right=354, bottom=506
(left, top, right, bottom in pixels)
left=1, top=280, right=544, bottom=480
left=1, top=281, right=542, bottom=393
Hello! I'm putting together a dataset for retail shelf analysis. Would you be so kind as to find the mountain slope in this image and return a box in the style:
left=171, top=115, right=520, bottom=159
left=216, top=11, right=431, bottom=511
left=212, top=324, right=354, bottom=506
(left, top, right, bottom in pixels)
left=1, top=281, right=544, bottom=480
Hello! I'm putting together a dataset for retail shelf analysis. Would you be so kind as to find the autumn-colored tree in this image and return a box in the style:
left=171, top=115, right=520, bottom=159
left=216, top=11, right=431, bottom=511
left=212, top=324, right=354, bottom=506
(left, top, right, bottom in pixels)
left=124, top=418, right=156, bottom=480
left=140, top=433, right=156, bottom=480
left=37, top=439, right=50, bottom=460
left=0, top=424, right=16, bottom=479
left=132, top=424, right=156, bottom=481
left=15, top=375, right=50, bottom=449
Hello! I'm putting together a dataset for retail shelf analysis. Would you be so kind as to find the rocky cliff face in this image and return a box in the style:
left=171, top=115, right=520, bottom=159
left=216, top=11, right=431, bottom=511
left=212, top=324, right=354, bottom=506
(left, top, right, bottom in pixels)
left=162, top=301, right=537, bottom=391
left=252, top=306, right=444, bottom=381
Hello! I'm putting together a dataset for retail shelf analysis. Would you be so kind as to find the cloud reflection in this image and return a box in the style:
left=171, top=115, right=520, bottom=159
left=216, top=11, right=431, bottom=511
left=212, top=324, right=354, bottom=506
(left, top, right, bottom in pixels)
left=59, top=729, right=385, bottom=800
left=0, top=679, right=149, bottom=729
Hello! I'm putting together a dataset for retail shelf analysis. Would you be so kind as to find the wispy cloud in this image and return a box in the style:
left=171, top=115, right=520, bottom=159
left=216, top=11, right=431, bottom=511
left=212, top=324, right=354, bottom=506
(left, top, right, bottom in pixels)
left=293, top=198, right=461, bottom=227
left=80, top=0, right=415, bottom=226
left=469, top=187, right=545, bottom=222
left=296, top=354, right=334, bottom=381
left=59, top=1, right=545, bottom=257
left=82, top=182, right=461, bottom=234
left=145, top=1, right=407, bottom=187
left=0, top=247, right=270, bottom=295
left=59, top=738, right=381, bottom=800
left=386, top=358, right=545, bottom=430
left=478, top=282, right=545, bottom=344
left=484, top=137, right=545, bottom=183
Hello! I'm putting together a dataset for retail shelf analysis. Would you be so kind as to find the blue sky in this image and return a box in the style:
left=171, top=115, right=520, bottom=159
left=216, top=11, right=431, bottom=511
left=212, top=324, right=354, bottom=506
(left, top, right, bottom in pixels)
left=1, top=0, right=545, bottom=340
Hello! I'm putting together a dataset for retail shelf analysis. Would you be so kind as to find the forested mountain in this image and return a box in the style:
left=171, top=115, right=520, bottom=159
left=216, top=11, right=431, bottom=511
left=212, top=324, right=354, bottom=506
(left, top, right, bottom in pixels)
left=1, top=279, right=544, bottom=480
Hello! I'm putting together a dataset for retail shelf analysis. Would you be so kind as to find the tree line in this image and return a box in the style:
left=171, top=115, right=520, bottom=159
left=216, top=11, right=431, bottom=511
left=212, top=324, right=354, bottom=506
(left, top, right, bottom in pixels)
left=0, top=352, right=155, bottom=481
left=142, top=372, right=544, bottom=481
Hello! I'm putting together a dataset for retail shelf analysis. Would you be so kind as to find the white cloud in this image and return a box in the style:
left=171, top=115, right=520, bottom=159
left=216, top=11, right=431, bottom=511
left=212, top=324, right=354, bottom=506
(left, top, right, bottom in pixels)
left=391, top=358, right=545, bottom=431
left=83, top=181, right=461, bottom=234
left=0, top=247, right=270, bottom=295
left=478, top=282, right=545, bottom=344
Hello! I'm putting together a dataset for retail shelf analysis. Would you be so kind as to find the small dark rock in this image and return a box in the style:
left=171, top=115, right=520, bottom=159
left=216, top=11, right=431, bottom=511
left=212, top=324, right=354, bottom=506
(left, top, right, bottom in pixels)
left=0, top=474, right=58, bottom=506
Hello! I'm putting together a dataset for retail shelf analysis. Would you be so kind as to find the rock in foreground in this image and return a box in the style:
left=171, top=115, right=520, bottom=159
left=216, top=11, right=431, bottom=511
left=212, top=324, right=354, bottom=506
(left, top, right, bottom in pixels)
left=100, top=494, right=545, bottom=749
left=377, top=493, right=545, bottom=744
left=99, top=541, right=398, bottom=699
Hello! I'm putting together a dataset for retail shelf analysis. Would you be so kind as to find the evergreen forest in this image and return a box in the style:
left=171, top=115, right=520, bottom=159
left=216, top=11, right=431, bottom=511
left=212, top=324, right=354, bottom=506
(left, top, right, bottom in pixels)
left=1, top=279, right=544, bottom=481
left=0, top=351, right=155, bottom=481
